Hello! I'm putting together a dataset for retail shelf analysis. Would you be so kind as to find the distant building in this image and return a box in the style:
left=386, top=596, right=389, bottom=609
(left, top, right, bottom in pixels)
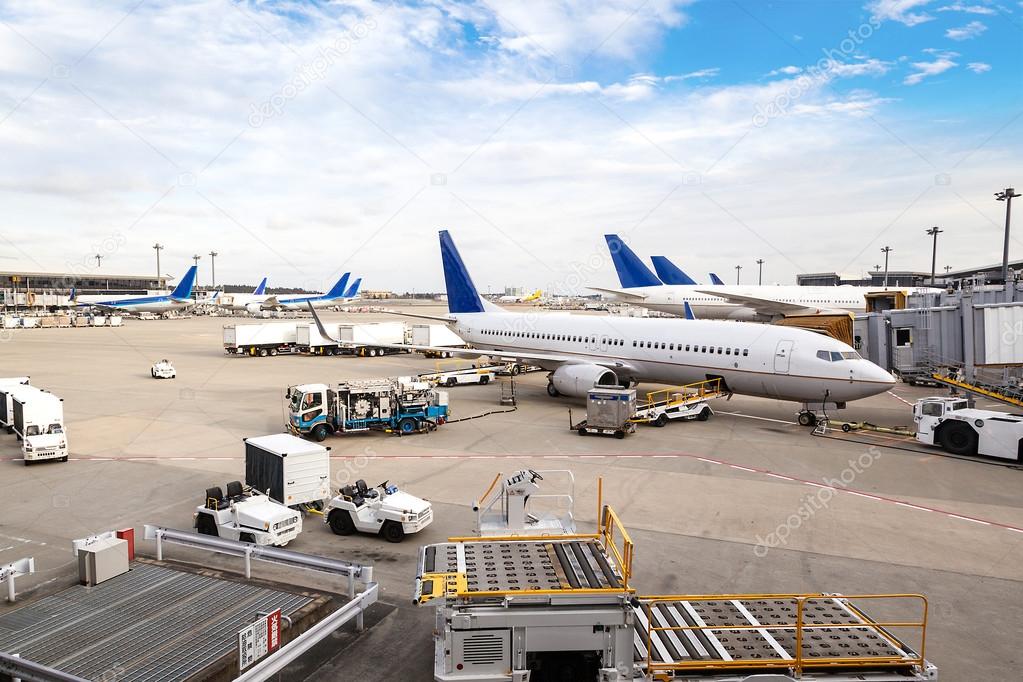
left=0, top=270, right=167, bottom=295
left=938, top=259, right=1023, bottom=285
left=797, top=271, right=932, bottom=288
left=358, top=289, right=394, bottom=299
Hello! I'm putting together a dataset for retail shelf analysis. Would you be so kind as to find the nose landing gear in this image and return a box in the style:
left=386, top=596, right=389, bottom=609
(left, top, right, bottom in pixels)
left=797, top=411, right=818, bottom=427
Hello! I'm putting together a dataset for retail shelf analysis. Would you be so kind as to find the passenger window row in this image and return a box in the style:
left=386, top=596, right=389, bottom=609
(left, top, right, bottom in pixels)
left=479, top=327, right=750, bottom=358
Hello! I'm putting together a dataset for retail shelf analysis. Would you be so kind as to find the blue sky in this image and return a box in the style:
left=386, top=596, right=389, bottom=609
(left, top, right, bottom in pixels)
left=0, top=0, right=1020, bottom=292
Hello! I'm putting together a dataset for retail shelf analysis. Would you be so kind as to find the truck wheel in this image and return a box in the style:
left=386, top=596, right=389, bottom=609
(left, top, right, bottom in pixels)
left=547, top=383, right=560, bottom=397
left=269, top=348, right=278, bottom=356
left=196, top=514, right=218, bottom=537
left=479, top=375, right=490, bottom=385
left=939, top=422, right=978, bottom=456
left=696, top=408, right=711, bottom=422
left=328, top=510, right=356, bottom=536
left=841, top=423, right=852, bottom=432
left=510, top=364, right=521, bottom=375
left=397, top=417, right=418, bottom=435
left=311, top=424, right=329, bottom=442
left=239, top=532, right=255, bottom=544
left=381, top=521, right=405, bottom=543
left=23, top=459, right=33, bottom=467
left=614, top=430, right=625, bottom=439
left=654, top=414, right=668, bottom=427
left=577, top=428, right=587, bottom=437
left=259, top=348, right=269, bottom=357
left=446, top=377, right=457, bottom=387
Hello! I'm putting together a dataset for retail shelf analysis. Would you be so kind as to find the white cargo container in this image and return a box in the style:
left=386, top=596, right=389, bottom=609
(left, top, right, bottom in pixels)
left=411, top=324, right=466, bottom=358
left=337, top=322, right=408, bottom=357
left=0, top=377, right=31, bottom=429
left=223, top=322, right=298, bottom=356
left=244, top=433, right=331, bottom=508
left=296, top=322, right=344, bottom=355
left=12, top=386, right=67, bottom=464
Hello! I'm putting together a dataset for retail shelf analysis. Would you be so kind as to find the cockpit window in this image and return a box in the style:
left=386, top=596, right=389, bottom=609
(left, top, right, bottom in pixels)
left=818, top=350, right=863, bottom=362
left=816, top=350, right=830, bottom=361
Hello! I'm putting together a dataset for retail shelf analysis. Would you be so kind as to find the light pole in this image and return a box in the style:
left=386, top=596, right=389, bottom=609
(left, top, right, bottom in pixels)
left=880, top=246, right=892, bottom=288
left=995, top=187, right=1020, bottom=284
left=153, top=243, right=163, bottom=285
left=756, top=259, right=764, bottom=285
left=94, top=254, right=102, bottom=268
left=208, top=250, right=218, bottom=289
left=192, top=254, right=201, bottom=288
left=926, top=226, right=943, bottom=285
left=944, top=265, right=952, bottom=274
left=734, top=264, right=742, bottom=284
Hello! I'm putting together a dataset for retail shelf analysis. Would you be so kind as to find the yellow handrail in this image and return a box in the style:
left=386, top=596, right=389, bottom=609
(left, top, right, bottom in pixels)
left=931, top=373, right=1023, bottom=408
left=644, top=378, right=723, bottom=407
left=640, top=593, right=928, bottom=675
left=475, top=473, right=503, bottom=509
left=599, top=505, right=634, bottom=589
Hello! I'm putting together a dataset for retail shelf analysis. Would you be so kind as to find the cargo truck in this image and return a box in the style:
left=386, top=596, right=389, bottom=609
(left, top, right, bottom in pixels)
left=244, top=433, right=331, bottom=509
left=411, top=324, right=466, bottom=358
left=0, top=377, right=31, bottom=431
left=12, top=386, right=67, bottom=464
left=335, top=322, right=408, bottom=357
left=223, top=322, right=299, bottom=356
left=296, top=322, right=344, bottom=355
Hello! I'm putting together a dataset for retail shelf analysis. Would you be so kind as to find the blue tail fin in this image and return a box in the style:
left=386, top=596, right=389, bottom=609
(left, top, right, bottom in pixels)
left=171, top=266, right=198, bottom=299
left=709, top=272, right=724, bottom=286
left=69, top=287, right=77, bottom=301
left=683, top=301, right=696, bottom=320
left=604, top=235, right=662, bottom=288
left=252, top=277, right=268, bottom=295
left=439, top=230, right=486, bottom=313
left=343, top=278, right=362, bottom=299
left=324, top=273, right=351, bottom=298
left=651, top=256, right=698, bottom=286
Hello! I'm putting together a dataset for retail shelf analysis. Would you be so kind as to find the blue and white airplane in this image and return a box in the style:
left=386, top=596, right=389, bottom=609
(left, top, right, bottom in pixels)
left=261, top=273, right=362, bottom=311
left=215, top=277, right=273, bottom=313
left=72, top=265, right=198, bottom=314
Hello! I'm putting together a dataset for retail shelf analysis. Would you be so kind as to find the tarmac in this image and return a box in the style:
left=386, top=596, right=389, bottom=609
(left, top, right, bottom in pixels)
left=0, top=304, right=1021, bottom=680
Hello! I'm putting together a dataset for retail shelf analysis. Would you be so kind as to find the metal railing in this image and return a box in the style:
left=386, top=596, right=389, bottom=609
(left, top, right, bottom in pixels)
left=0, top=652, right=90, bottom=682
left=643, top=378, right=723, bottom=408
left=639, top=593, right=928, bottom=677
left=598, top=504, right=633, bottom=590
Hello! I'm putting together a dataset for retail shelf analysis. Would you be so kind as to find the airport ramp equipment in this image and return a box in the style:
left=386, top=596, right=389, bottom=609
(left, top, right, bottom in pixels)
left=929, top=372, right=1023, bottom=409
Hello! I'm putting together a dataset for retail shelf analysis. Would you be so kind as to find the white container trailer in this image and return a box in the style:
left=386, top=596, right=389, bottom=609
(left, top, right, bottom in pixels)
left=411, top=324, right=466, bottom=358
left=296, top=322, right=344, bottom=355
left=223, top=322, right=298, bottom=356
left=0, top=377, right=31, bottom=429
left=244, top=433, right=331, bottom=508
left=12, top=386, right=67, bottom=464
left=337, top=322, right=408, bottom=357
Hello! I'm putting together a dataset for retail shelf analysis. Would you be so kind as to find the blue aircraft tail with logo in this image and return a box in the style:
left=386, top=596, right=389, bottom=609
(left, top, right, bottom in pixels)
left=650, top=256, right=698, bottom=285
left=683, top=301, right=697, bottom=320
left=439, top=230, right=495, bottom=314
left=709, top=272, right=725, bottom=285
left=252, top=277, right=268, bottom=296
left=170, top=266, right=198, bottom=300
left=324, top=273, right=351, bottom=299
left=343, top=278, right=362, bottom=299
left=604, top=234, right=662, bottom=288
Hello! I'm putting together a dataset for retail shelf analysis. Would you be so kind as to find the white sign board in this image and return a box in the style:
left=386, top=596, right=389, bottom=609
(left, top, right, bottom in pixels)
left=238, top=608, right=282, bottom=671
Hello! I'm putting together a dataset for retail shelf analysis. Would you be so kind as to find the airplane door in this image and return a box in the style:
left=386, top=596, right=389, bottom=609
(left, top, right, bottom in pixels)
left=774, top=340, right=794, bottom=373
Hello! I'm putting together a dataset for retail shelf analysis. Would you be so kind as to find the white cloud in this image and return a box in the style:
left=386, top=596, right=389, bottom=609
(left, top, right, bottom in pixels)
left=828, top=58, right=893, bottom=77
left=904, top=57, right=958, bottom=84
left=945, top=20, right=988, bottom=39
left=937, top=3, right=997, bottom=14
left=967, top=61, right=992, bottom=72
left=867, top=0, right=936, bottom=26
left=767, top=65, right=802, bottom=77
left=664, top=67, right=720, bottom=81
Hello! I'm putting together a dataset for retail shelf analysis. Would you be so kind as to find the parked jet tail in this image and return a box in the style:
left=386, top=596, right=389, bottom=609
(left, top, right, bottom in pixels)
left=439, top=230, right=489, bottom=314
left=170, top=266, right=198, bottom=299
left=324, top=272, right=351, bottom=299
left=683, top=301, right=696, bottom=320
left=709, top=272, right=725, bottom=285
left=604, top=235, right=662, bottom=288
left=651, top=256, right=698, bottom=286
left=253, top=277, right=268, bottom=296
left=343, top=277, right=362, bottom=299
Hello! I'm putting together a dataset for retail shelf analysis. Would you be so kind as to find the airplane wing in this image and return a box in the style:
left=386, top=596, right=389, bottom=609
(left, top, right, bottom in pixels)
left=695, top=289, right=837, bottom=317
left=381, top=309, right=457, bottom=323
left=260, top=296, right=280, bottom=308
left=587, top=286, right=647, bottom=300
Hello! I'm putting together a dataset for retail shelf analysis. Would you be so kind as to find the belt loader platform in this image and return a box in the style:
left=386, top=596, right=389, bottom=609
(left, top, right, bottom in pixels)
left=413, top=507, right=936, bottom=682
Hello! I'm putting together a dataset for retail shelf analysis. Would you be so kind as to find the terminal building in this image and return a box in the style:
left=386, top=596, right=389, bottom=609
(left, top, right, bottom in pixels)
left=0, top=270, right=169, bottom=310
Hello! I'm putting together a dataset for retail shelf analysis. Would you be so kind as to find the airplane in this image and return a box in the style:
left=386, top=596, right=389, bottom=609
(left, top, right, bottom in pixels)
left=71, top=265, right=198, bottom=314
left=306, top=230, right=896, bottom=424
left=650, top=256, right=698, bottom=285
left=497, top=289, right=543, bottom=304
left=215, top=277, right=274, bottom=313
left=261, top=273, right=362, bottom=311
left=592, top=235, right=939, bottom=321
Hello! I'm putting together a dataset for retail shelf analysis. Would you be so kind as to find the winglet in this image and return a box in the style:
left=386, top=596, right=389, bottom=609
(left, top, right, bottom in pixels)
left=439, top=230, right=487, bottom=314
left=683, top=301, right=696, bottom=320
left=324, top=273, right=351, bottom=299
left=343, top=277, right=362, bottom=299
left=307, top=302, right=342, bottom=343
left=651, top=256, right=698, bottom=286
left=253, top=277, right=268, bottom=296
left=709, top=272, right=725, bottom=286
left=604, top=235, right=662, bottom=288
left=171, top=266, right=198, bottom=300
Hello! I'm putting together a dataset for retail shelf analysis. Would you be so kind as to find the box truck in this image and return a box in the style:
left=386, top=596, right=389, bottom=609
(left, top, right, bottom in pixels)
left=411, top=324, right=466, bottom=358
left=223, top=323, right=298, bottom=356
left=296, top=322, right=344, bottom=355
left=244, top=433, right=331, bottom=508
left=12, top=386, right=67, bottom=464
left=0, top=377, right=31, bottom=430
left=337, top=322, right=408, bottom=357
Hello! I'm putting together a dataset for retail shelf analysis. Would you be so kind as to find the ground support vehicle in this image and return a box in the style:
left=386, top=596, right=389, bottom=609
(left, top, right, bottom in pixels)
left=10, top=385, right=67, bottom=464
left=572, top=386, right=637, bottom=438
left=297, top=321, right=344, bottom=355
left=223, top=322, right=299, bottom=356
left=420, top=366, right=496, bottom=388
left=336, top=322, right=408, bottom=357
left=471, top=469, right=576, bottom=536
left=287, top=377, right=449, bottom=440
left=325, top=479, right=433, bottom=543
left=194, top=481, right=302, bottom=547
left=151, top=359, right=176, bottom=378
left=244, top=433, right=331, bottom=508
left=913, top=396, right=1023, bottom=460
left=631, top=378, right=723, bottom=427
left=0, top=377, right=31, bottom=430
left=412, top=324, right=467, bottom=358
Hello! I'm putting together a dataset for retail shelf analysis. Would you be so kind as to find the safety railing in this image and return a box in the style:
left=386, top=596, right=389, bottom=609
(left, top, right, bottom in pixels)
left=639, top=593, right=928, bottom=676
left=644, top=378, right=723, bottom=408
left=598, top=504, right=634, bottom=590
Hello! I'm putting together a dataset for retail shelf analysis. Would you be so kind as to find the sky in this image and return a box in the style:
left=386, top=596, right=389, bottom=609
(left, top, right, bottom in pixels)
left=0, top=0, right=1021, bottom=294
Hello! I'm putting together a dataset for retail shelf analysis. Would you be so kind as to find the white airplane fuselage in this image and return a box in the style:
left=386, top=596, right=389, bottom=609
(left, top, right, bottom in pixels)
left=216, top=293, right=271, bottom=312
left=448, top=311, right=895, bottom=404
left=74, top=294, right=193, bottom=314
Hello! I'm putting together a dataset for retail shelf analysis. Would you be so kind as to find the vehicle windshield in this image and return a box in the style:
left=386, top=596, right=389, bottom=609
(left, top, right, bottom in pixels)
left=289, top=391, right=303, bottom=412
left=47, top=424, right=63, bottom=434
left=816, top=350, right=862, bottom=362
left=25, top=425, right=39, bottom=436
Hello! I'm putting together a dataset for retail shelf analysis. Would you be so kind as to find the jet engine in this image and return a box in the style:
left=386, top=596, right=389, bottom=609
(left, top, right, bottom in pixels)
left=549, top=364, right=619, bottom=397
left=245, top=302, right=264, bottom=315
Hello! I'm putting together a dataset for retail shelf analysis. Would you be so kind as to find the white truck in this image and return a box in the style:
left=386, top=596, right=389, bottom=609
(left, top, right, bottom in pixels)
left=151, top=359, right=176, bottom=379
left=194, top=481, right=303, bottom=546
left=297, top=322, right=344, bottom=355
left=11, top=386, right=67, bottom=464
left=421, top=366, right=496, bottom=388
left=913, top=396, right=1023, bottom=461
left=411, top=324, right=466, bottom=358
left=0, top=377, right=31, bottom=431
left=223, top=322, right=299, bottom=356
left=326, top=479, right=433, bottom=543
left=244, top=433, right=331, bottom=509
left=336, top=322, right=408, bottom=357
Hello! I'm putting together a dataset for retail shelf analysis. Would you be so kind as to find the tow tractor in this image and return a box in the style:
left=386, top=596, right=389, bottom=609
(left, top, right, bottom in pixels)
left=412, top=472, right=938, bottom=682
left=419, top=365, right=497, bottom=388
left=913, top=396, right=1023, bottom=460
left=325, top=479, right=433, bottom=543
left=194, top=481, right=303, bottom=547
left=287, top=377, right=449, bottom=441
left=151, top=359, right=176, bottom=379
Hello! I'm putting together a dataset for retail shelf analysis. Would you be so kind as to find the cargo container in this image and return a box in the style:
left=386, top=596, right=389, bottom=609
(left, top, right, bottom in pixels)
left=244, top=433, right=331, bottom=508
left=223, top=322, right=299, bottom=356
